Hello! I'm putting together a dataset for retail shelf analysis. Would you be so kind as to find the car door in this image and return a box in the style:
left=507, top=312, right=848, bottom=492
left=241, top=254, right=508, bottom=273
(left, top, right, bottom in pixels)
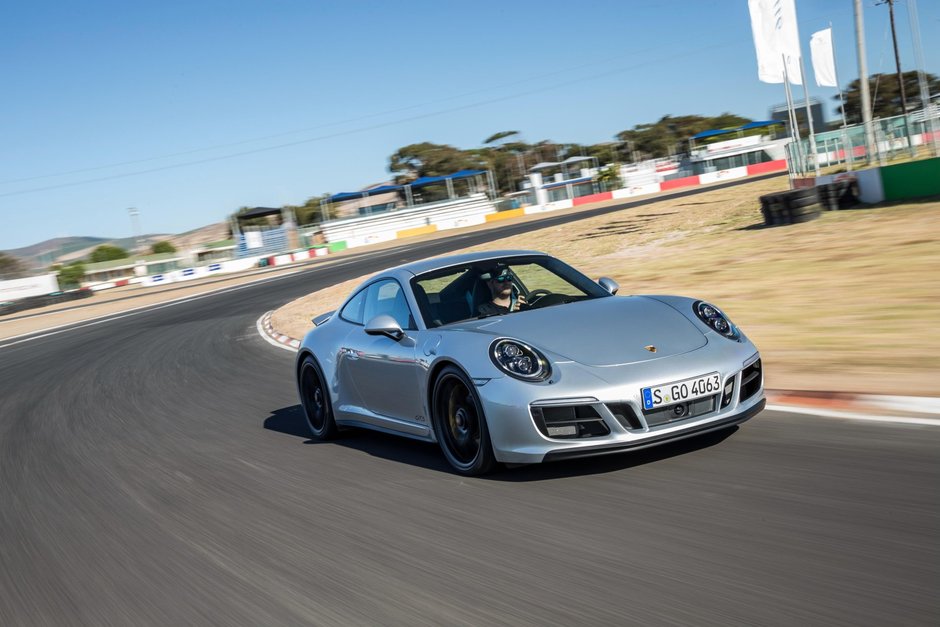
left=340, top=279, right=426, bottom=434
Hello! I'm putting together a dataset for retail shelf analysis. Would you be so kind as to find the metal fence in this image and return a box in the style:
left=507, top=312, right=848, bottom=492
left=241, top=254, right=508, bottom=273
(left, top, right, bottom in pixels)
left=786, top=108, right=940, bottom=176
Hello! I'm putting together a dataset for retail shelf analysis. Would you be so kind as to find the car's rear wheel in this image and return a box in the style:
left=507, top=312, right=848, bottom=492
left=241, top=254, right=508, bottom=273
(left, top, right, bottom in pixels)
left=432, top=365, right=497, bottom=476
left=298, top=355, right=337, bottom=439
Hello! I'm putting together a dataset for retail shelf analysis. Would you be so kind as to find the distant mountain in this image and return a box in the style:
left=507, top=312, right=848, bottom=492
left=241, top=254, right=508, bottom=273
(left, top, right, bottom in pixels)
left=4, top=237, right=109, bottom=267
left=3, top=235, right=165, bottom=269
left=3, top=223, right=229, bottom=270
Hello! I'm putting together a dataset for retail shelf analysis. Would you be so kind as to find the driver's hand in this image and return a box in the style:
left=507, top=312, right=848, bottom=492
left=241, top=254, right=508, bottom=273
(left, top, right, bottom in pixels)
left=513, top=294, right=527, bottom=311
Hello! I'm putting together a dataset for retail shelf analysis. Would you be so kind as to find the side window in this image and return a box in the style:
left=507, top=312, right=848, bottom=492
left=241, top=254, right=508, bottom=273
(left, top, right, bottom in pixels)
left=339, top=288, right=367, bottom=325
left=362, top=280, right=415, bottom=330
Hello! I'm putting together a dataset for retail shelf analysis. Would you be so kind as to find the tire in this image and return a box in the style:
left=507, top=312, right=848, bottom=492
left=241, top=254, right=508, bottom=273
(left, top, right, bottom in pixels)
left=786, top=188, right=818, bottom=202
left=298, top=354, right=338, bottom=439
left=759, top=195, right=775, bottom=225
left=431, top=365, right=497, bottom=476
left=839, top=181, right=860, bottom=209
left=818, top=183, right=839, bottom=210
left=788, top=197, right=819, bottom=209
left=790, top=208, right=820, bottom=223
left=762, top=193, right=785, bottom=226
left=784, top=189, right=819, bottom=209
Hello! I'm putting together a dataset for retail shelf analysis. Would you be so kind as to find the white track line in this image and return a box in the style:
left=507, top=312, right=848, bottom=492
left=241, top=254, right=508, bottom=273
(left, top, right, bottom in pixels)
left=766, top=403, right=940, bottom=426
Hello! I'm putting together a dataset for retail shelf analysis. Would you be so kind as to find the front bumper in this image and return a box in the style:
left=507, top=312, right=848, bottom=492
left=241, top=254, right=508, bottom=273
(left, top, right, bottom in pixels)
left=542, top=398, right=764, bottom=462
left=475, top=347, right=765, bottom=464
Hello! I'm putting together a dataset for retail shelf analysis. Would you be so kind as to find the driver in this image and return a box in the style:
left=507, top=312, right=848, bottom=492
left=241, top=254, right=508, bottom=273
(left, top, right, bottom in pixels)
left=477, top=266, right=527, bottom=316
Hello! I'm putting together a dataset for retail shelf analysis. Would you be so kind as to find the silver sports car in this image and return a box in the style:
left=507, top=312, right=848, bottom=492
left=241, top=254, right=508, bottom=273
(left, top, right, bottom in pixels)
left=296, top=250, right=765, bottom=475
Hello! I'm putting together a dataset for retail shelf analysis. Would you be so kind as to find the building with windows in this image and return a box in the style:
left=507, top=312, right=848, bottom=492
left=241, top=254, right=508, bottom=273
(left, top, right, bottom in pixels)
left=80, top=252, right=186, bottom=287
left=688, top=121, right=790, bottom=175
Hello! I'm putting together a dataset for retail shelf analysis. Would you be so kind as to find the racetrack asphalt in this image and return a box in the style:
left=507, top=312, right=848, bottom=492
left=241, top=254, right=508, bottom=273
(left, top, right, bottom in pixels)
left=2, top=184, right=939, bottom=624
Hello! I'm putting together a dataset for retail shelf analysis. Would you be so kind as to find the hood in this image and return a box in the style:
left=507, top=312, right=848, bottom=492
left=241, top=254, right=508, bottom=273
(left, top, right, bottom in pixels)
left=461, top=296, right=706, bottom=367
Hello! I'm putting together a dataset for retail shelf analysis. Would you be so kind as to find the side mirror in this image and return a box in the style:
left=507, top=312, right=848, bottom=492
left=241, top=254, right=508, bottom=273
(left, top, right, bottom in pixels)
left=365, top=314, right=405, bottom=341
left=598, top=277, right=619, bottom=295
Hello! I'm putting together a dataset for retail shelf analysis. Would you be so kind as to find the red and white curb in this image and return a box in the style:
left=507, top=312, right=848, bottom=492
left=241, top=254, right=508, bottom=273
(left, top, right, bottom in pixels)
left=257, top=311, right=300, bottom=352
left=765, top=390, right=940, bottom=426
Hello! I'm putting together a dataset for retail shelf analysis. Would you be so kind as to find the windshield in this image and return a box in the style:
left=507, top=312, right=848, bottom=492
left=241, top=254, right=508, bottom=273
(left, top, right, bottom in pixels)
left=411, top=255, right=612, bottom=328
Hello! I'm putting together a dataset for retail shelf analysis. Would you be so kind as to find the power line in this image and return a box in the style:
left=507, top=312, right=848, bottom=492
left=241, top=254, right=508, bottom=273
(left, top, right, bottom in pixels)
left=0, top=41, right=724, bottom=188
left=1, top=6, right=870, bottom=193
left=0, top=41, right=736, bottom=200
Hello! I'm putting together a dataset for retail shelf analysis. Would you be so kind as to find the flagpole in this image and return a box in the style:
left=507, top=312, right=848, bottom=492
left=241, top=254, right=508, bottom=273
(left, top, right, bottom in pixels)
left=799, top=56, right=821, bottom=176
left=829, top=23, right=854, bottom=171
left=783, top=54, right=804, bottom=178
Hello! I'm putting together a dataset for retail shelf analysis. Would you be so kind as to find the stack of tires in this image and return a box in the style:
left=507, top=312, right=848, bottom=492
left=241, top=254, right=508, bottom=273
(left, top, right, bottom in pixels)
left=759, top=188, right=821, bottom=226
left=816, top=180, right=860, bottom=211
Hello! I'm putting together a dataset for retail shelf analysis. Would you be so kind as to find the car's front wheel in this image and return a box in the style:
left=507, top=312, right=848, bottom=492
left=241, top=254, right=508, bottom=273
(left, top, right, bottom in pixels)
left=431, top=365, right=497, bottom=476
left=298, top=355, right=337, bottom=440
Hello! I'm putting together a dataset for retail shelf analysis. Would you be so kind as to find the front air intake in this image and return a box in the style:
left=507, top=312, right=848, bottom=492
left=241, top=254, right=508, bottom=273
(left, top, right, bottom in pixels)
left=739, top=359, right=762, bottom=402
left=531, top=405, right=610, bottom=439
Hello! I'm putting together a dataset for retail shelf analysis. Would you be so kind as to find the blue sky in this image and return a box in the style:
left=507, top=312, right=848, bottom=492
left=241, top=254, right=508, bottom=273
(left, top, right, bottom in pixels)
left=2, top=0, right=938, bottom=250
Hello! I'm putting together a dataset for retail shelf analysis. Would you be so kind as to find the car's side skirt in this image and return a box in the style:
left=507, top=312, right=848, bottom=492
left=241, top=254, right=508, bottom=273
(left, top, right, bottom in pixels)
left=335, top=406, right=432, bottom=440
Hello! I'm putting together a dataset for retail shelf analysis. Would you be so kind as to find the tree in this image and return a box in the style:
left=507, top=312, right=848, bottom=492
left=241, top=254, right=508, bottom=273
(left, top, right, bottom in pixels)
left=483, top=130, right=520, bottom=145
left=389, top=142, right=483, bottom=202
left=89, top=245, right=129, bottom=263
left=388, top=142, right=482, bottom=182
left=57, top=262, right=85, bottom=288
left=616, top=113, right=752, bottom=159
left=0, top=252, right=28, bottom=279
left=595, top=164, right=622, bottom=191
left=151, top=241, right=177, bottom=255
left=287, top=193, right=338, bottom=226
left=836, top=71, right=940, bottom=123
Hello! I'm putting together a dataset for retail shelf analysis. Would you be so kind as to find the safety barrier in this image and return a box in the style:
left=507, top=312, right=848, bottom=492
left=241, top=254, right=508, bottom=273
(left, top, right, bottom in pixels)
left=318, top=194, right=496, bottom=249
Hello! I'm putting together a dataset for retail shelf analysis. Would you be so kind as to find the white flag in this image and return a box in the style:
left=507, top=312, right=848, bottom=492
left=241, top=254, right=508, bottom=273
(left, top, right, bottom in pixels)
left=810, top=28, right=838, bottom=87
left=748, top=0, right=803, bottom=85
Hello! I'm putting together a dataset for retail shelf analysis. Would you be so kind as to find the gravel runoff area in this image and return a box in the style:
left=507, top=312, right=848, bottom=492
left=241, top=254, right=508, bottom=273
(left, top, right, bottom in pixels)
left=271, top=176, right=940, bottom=398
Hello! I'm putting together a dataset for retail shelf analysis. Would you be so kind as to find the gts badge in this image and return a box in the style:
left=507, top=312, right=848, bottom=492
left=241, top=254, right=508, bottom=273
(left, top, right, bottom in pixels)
left=414, top=415, right=426, bottom=422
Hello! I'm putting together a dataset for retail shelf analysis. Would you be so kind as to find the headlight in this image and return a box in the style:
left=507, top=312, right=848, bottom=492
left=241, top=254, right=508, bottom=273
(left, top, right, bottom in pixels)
left=693, top=301, right=741, bottom=341
left=490, top=338, right=551, bottom=381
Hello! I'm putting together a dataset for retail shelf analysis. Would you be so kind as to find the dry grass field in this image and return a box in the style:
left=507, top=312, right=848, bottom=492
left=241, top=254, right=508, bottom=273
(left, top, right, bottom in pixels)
left=273, top=176, right=940, bottom=396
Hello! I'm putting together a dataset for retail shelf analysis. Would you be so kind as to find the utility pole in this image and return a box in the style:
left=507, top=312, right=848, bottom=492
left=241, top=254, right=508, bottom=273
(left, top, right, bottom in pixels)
left=854, top=0, right=877, bottom=164
left=128, top=207, right=142, bottom=256
left=878, top=0, right=914, bottom=156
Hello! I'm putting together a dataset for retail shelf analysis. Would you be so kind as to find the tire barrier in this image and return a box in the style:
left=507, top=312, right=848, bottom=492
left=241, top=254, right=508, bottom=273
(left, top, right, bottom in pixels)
left=816, top=180, right=860, bottom=211
left=759, top=188, right=821, bottom=226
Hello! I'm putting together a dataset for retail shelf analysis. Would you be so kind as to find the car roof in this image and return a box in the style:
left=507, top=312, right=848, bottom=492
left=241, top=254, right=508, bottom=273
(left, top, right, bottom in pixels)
left=386, top=250, right=547, bottom=278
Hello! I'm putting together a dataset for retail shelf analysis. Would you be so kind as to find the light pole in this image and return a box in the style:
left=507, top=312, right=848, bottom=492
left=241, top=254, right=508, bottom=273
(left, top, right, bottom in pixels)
left=128, top=207, right=142, bottom=256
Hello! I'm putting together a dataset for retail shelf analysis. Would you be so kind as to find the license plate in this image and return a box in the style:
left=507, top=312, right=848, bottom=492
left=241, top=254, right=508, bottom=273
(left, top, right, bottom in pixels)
left=642, top=372, right=721, bottom=410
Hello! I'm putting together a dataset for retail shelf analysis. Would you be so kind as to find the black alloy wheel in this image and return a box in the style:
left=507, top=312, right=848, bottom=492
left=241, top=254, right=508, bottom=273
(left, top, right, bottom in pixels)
left=298, top=355, right=337, bottom=439
left=432, top=365, right=497, bottom=476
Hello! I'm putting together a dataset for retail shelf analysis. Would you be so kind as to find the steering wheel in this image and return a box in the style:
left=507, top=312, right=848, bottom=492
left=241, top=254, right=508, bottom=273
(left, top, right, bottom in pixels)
left=526, top=289, right=553, bottom=307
